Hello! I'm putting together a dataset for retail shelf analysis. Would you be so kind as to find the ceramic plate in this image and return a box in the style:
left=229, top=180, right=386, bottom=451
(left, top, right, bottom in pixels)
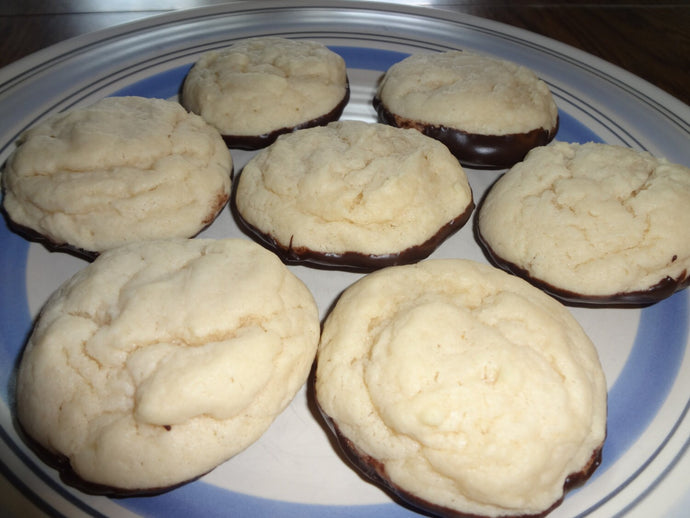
left=1, top=2, right=689, bottom=517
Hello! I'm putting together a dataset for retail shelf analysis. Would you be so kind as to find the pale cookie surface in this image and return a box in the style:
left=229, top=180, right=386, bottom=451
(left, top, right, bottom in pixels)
left=376, top=50, right=558, bottom=135
left=233, top=120, right=473, bottom=269
left=315, top=259, right=607, bottom=518
left=477, top=142, right=690, bottom=303
left=1, top=96, right=232, bottom=256
left=16, top=238, right=320, bottom=493
left=182, top=37, right=348, bottom=138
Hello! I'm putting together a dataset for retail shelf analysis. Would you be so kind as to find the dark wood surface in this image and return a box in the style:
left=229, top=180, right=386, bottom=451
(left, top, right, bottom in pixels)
left=0, top=0, right=688, bottom=106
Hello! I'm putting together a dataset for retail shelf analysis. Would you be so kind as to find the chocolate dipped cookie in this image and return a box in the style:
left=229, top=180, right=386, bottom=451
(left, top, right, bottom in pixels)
left=374, top=50, right=558, bottom=169
left=232, top=120, right=474, bottom=271
left=182, top=37, right=349, bottom=149
left=1, top=96, right=232, bottom=258
left=15, top=238, right=320, bottom=495
left=476, top=142, right=690, bottom=305
left=315, top=258, right=607, bottom=518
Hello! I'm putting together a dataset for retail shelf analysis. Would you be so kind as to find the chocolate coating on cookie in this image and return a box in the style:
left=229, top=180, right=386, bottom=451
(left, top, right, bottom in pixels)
left=1, top=210, right=98, bottom=261
left=2, top=185, right=232, bottom=261
left=222, top=82, right=350, bottom=150
left=232, top=190, right=474, bottom=272
left=320, top=412, right=602, bottom=518
left=374, top=96, right=558, bottom=169
left=16, top=423, right=201, bottom=497
left=476, top=222, right=689, bottom=307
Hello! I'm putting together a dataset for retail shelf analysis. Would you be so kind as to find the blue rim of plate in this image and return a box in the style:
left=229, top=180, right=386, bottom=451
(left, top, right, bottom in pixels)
left=1, top=2, right=689, bottom=517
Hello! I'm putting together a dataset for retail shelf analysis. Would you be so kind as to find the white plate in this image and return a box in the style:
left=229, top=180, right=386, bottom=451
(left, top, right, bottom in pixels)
left=1, top=2, right=689, bottom=517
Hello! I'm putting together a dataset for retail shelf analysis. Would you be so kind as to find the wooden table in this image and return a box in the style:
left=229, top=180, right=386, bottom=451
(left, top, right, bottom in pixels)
left=1, top=0, right=688, bottom=106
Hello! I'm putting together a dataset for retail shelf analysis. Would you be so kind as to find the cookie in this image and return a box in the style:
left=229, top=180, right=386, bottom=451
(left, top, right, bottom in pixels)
left=1, top=96, right=232, bottom=258
left=182, top=37, right=349, bottom=149
left=232, top=120, right=474, bottom=271
left=315, top=258, right=607, bottom=518
left=476, top=142, right=690, bottom=305
left=15, top=238, right=320, bottom=495
left=374, top=50, right=558, bottom=169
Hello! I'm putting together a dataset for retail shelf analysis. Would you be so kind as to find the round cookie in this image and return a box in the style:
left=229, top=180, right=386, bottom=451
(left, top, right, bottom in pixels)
left=315, top=258, right=607, bottom=518
left=182, top=37, right=350, bottom=149
left=476, top=141, right=690, bottom=305
left=232, top=120, right=474, bottom=271
left=1, top=96, right=232, bottom=258
left=374, top=50, right=559, bottom=169
left=15, top=238, right=320, bottom=495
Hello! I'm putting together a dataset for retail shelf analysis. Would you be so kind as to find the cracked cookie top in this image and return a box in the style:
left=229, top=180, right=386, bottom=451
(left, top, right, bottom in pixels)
left=375, top=50, right=558, bottom=136
left=315, top=258, right=607, bottom=517
left=476, top=141, right=690, bottom=304
left=232, top=120, right=473, bottom=270
left=181, top=37, right=348, bottom=140
left=15, top=238, right=320, bottom=494
left=1, top=96, right=232, bottom=256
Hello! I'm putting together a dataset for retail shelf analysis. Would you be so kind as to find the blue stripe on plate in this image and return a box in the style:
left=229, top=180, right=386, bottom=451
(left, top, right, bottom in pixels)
left=330, top=46, right=409, bottom=70
left=109, top=46, right=410, bottom=99
left=121, top=483, right=421, bottom=518
left=114, top=65, right=193, bottom=99
left=0, top=221, right=29, bottom=402
left=604, top=292, right=689, bottom=467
